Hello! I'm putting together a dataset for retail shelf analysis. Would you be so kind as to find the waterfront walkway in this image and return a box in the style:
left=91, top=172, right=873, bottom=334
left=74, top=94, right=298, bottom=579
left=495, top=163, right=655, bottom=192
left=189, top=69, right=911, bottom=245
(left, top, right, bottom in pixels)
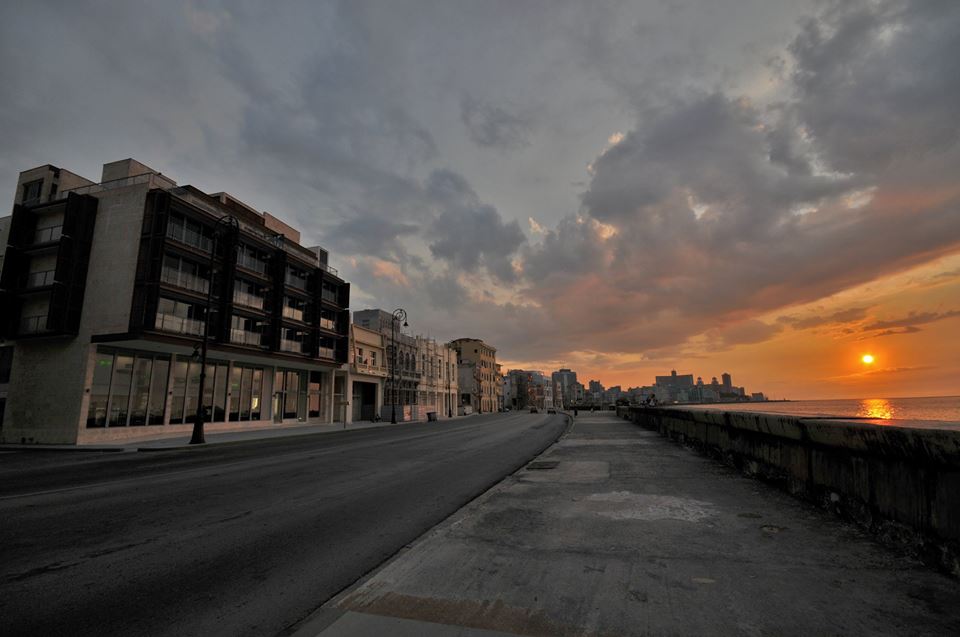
left=298, top=412, right=960, bottom=636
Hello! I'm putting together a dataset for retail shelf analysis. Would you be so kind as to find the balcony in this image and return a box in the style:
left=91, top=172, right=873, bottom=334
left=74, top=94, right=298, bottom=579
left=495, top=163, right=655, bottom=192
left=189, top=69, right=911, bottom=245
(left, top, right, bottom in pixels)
left=233, top=289, right=265, bottom=310
left=33, top=225, right=63, bottom=245
left=19, top=315, right=49, bottom=334
left=280, top=339, right=307, bottom=354
left=320, top=262, right=339, bottom=277
left=318, top=346, right=336, bottom=359
left=161, top=268, right=210, bottom=295
left=282, top=306, right=305, bottom=322
left=230, top=328, right=263, bottom=347
left=236, top=252, right=267, bottom=275
left=321, top=288, right=338, bottom=304
left=155, top=313, right=204, bottom=336
left=352, top=361, right=388, bottom=377
left=166, top=223, right=212, bottom=252
left=319, top=317, right=336, bottom=331
left=25, top=270, right=56, bottom=288
left=285, top=273, right=308, bottom=290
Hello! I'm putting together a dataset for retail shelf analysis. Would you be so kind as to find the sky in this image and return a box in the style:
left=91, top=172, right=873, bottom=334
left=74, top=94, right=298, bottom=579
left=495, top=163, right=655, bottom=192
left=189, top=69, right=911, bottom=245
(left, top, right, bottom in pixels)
left=1, top=0, right=959, bottom=399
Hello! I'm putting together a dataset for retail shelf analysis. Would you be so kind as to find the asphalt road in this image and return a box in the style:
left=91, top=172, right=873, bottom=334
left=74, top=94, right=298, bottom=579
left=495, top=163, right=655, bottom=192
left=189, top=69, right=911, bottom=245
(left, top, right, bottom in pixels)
left=0, top=412, right=567, bottom=637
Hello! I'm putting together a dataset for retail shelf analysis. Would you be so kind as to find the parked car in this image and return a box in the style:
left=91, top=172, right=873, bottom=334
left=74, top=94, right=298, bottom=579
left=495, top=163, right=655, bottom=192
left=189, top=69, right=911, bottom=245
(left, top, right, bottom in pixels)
left=529, top=406, right=539, bottom=414
left=547, top=408, right=557, bottom=414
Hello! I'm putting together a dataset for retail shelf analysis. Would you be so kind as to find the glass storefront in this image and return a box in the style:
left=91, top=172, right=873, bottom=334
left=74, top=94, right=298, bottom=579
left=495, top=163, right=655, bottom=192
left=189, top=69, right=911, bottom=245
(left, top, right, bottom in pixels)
left=87, top=350, right=170, bottom=428
left=87, top=348, right=270, bottom=428
left=274, top=369, right=308, bottom=422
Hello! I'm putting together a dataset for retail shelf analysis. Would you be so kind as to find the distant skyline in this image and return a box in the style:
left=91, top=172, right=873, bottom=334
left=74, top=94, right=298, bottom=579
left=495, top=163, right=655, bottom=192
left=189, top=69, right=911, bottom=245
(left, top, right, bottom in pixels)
left=2, top=0, right=958, bottom=399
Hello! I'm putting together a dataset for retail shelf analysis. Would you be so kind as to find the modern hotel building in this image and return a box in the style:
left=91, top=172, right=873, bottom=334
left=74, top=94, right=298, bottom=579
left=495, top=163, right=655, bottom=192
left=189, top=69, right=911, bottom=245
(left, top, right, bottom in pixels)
left=0, top=159, right=350, bottom=444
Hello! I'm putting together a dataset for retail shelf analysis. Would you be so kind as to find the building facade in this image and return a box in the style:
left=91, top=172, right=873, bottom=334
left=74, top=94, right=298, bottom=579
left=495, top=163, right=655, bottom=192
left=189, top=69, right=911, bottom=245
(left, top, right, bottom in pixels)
left=347, top=323, right=387, bottom=422
left=352, top=309, right=458, bottom=421
left=450, top=338, right=498, bottom=413
left=0, top=159, right=350, bottom=444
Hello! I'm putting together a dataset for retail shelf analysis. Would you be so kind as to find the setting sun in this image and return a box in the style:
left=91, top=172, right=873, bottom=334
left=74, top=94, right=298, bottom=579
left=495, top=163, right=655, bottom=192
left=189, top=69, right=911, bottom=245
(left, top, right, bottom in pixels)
left=861, top=354, right=875, bottom=365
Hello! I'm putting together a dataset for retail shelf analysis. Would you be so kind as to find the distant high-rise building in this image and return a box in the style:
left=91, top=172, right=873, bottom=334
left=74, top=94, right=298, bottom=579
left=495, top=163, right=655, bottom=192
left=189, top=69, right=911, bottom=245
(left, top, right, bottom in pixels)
left=721, top=373, right=732, bottom=390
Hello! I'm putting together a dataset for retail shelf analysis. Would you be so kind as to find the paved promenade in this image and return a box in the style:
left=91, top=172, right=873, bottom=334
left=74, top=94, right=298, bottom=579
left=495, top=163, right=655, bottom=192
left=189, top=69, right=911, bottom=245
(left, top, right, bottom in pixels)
left=299, top=413, right=960, bottom=636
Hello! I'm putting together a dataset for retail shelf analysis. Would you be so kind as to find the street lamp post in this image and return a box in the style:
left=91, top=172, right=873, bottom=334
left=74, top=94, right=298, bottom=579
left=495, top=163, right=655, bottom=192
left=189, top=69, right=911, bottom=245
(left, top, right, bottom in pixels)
left=447, top=354, right=453, bottom=418
left=390, top=308, right=408, bottom=424
left=190, top=214, right=240, bottom=445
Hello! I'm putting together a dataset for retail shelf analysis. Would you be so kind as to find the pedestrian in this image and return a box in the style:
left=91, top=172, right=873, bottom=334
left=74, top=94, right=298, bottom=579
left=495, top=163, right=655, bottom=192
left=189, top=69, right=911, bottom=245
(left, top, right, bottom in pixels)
left=573, top=407, right=578, bottom=417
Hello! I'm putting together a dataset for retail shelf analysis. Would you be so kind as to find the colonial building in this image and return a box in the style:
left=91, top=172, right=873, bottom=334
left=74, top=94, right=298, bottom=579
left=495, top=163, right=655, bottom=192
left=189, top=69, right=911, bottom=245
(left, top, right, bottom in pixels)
left=347, top=323, right=386, bottom=422
left=353, top=309, right=458, bottom=421
left=0, top=159, right=350, bottom=444
left=450, top=337, right=499, bottom=413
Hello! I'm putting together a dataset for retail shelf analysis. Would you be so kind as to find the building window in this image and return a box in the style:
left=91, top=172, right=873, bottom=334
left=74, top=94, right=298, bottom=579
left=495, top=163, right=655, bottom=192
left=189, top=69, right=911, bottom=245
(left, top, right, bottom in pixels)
left=21, top=179, right=43, bottom=205
left=230, top=314, right=267, bottom=347
left=285, top=266, right=309, bottom=290
left=161, top=254, right=210, bottom=295
left=280, top=328, right=309, bottom=354
left=236, top=244, right=267, bottom=274
left=156, top=297, right=206, bottom=335
left=166, top=214, right=212, bottom=252
left=233, top=279, right=266, bottom=310
left=86, top=350, right=170, bottom=428
left=282, top=296, right=307, bottom=322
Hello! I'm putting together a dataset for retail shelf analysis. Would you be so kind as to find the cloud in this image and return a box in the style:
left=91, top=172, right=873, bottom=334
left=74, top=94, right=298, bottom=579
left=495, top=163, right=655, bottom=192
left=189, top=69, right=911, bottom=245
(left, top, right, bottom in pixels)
left=779, top=306, right=870, bottom=330
left=515, top=0, right=960, bottom=361
left=460, top=94, right=533, bottom=150
left=860, top=326, right=922, bottom=339
left=426, top=170, right=527, bottom=281
left=863, top=309, right=960, bottom=331
left=707, top=320, right=783, bottom=348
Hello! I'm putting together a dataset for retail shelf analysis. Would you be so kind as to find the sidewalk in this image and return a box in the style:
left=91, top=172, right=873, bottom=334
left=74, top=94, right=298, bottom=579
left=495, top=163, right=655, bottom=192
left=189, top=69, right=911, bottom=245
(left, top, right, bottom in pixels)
left=0, top=415, right=469, bottom=452
left=297, top=413, right=960, bottom=636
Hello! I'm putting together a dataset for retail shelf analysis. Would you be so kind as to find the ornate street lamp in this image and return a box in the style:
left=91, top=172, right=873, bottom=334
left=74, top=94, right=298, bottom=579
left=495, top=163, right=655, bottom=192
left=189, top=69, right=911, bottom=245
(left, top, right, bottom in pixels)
left=390, top=308, right=408, bottom=424
left=190, top=214, right=240, bottom=445
left=447, top=352, right=453, bottom=418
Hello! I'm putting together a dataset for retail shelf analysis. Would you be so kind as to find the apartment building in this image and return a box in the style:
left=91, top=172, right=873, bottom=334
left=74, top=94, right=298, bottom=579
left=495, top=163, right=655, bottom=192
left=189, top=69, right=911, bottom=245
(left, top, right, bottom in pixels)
left=0, top=159, right=350, bottom=444
left=450, top=337, right=499, bottom=413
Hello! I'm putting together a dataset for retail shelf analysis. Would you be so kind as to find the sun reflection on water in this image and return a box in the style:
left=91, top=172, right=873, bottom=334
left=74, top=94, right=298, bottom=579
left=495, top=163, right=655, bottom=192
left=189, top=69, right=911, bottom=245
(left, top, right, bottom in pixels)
left=858, top=398, right=896, bottom=419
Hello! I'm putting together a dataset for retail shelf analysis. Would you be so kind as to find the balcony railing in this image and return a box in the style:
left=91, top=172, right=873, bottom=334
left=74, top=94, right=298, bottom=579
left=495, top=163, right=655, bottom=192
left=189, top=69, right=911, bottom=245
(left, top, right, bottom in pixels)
left=155, top=313, right=204, bottom=336
left=60, top=172, right=173, bottom=197
left=19, top=315, right=49, bottom=334
left=319, top=317, right=336, bottom=331
left=25, top=270, right=56, bottom=288
left=160, top=268, right=210, bottom=295
left=282, top=306, right=305, bottom=322
left=318, top=346, right=336, bottom=359
left=166, top=224, right=212, bottom=252
left=33, top=225, right=63, bottom=244
left=236, top=252, right=267, bottom=275
left=320, top=262, right=338, bottom=277
left=353, top=361, right=388, bottom=376
left=230, top=328, right=263, bottom=347
left=285, top=273, right=308, bottom=290
left=280, top=339, right=307, bottom=354
left=233, top=289, right=265, bottom=310
left=321, top=288, right=338, bottom=304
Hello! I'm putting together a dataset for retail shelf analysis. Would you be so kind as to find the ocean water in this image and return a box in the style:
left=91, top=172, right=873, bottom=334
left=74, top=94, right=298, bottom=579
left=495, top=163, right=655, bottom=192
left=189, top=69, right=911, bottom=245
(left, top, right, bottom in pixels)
left=682, top=396, right=960, bottom=426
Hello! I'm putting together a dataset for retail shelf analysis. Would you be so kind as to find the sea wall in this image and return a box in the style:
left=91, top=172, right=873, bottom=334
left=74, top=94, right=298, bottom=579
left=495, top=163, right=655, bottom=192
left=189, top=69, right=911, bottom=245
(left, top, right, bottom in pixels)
left=619, top=405, right=960, bottom=576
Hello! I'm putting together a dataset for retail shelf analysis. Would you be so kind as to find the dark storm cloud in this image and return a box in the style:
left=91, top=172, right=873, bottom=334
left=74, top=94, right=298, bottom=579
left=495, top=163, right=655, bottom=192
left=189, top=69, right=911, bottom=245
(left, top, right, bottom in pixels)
left=459, top=95, right=533, bottom=150
left=427, top=170, right=526, bottom=282
left=790, top=0, right=960, bottom=175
